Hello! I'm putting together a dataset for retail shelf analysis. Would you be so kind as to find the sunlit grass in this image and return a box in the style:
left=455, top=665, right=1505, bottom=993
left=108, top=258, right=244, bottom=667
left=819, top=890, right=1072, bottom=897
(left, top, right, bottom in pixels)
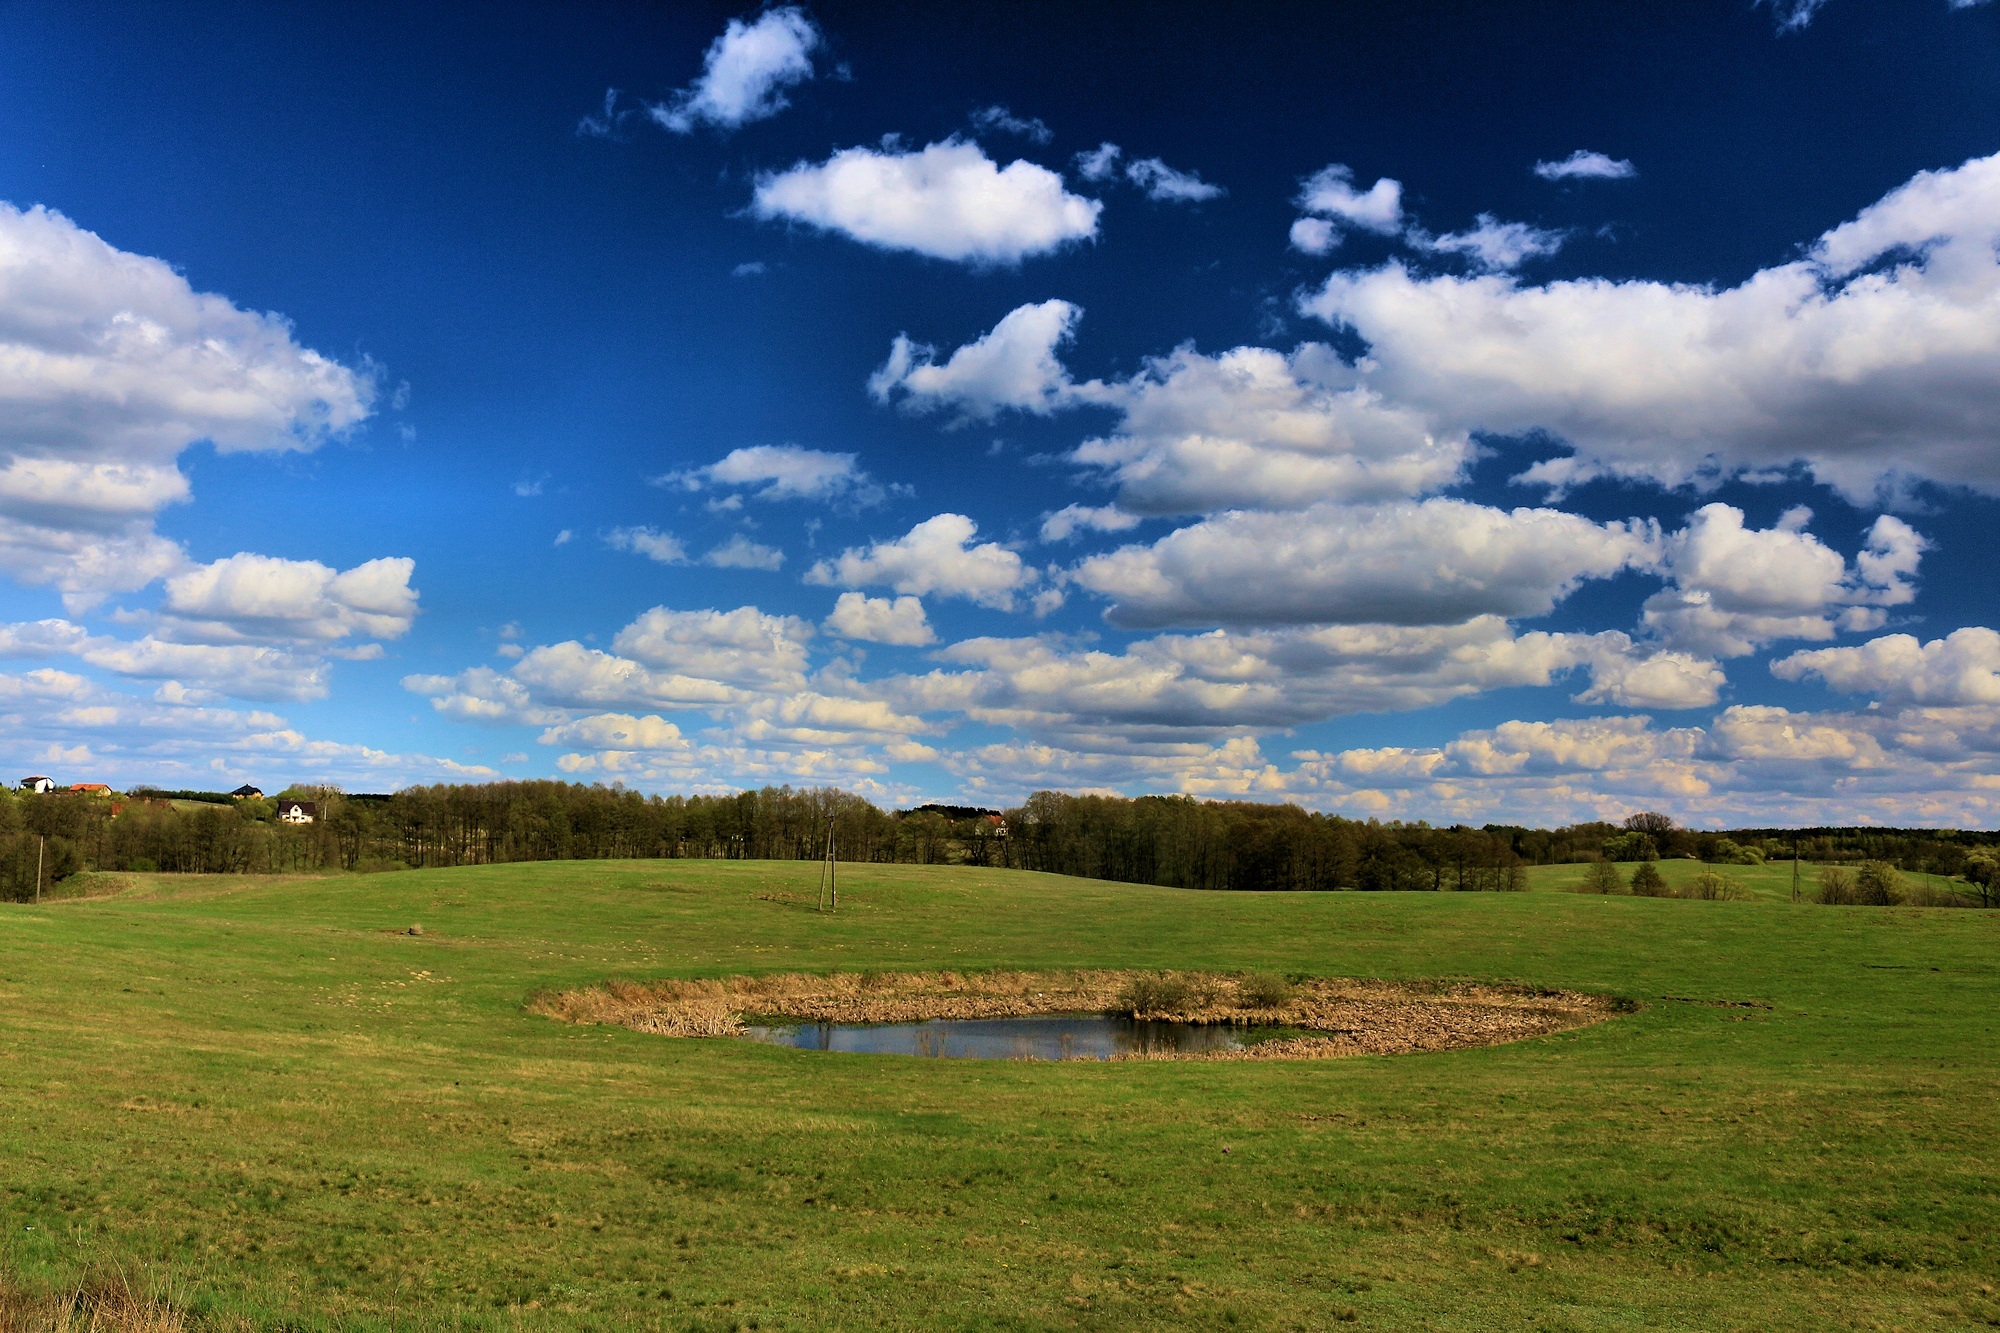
left=2, top=860, right=1995, bottom=1329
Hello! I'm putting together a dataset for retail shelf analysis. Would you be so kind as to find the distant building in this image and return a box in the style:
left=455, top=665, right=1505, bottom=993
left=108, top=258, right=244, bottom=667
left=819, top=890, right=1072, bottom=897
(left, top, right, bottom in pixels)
left=230, top=784, right=264, bottom=800
left=982, top=814, right=1008, bottom=838
left=69, top=783, right=112, bottom=797
left=20, top=776, right=54, bottom=794
left=277, top=800, right=319, bottom=825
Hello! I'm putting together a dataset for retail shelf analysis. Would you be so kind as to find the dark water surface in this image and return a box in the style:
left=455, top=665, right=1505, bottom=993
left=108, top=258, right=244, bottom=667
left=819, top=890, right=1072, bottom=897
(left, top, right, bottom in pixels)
left=738, top=1014, right=1293, bottom=1060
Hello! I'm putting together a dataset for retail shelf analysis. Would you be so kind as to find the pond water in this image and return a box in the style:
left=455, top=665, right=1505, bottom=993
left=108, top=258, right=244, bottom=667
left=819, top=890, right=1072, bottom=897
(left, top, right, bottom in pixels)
left=738, top=1014, right=1295, bottom=1060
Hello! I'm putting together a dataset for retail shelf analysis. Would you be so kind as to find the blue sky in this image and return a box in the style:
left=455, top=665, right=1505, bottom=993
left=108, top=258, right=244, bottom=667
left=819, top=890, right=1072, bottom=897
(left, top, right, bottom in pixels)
left=3, top=0, right=2000, bottom=825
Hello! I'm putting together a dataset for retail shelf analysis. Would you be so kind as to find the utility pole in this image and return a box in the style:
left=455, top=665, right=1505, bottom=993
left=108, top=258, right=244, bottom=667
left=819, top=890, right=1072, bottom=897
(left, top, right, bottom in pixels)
left=34, top=835, right=44, bottom=905
left=1792, top=835, right=1800, bottom=903
left=817, top=816, right=837, bottom=913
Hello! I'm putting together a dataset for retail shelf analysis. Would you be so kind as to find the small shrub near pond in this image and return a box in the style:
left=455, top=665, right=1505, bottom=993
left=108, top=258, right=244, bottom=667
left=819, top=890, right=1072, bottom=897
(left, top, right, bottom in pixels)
left=1236, top=972, right=1295, bottom=1009
left=1115, top=973, right=1191, bottom=1016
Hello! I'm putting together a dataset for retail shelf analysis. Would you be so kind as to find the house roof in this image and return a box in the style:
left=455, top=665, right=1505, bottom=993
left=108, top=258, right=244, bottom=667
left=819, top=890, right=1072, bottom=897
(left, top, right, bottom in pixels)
left=230, top=784, right=263, bottom=796
left=70, top=783, right=111, bottom=792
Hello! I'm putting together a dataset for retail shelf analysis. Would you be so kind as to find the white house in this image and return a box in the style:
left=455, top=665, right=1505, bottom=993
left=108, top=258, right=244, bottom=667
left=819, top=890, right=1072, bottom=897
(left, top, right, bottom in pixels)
left=278, top=800, right=318, bottom=825
left=20, top=776, right=54, bottom=794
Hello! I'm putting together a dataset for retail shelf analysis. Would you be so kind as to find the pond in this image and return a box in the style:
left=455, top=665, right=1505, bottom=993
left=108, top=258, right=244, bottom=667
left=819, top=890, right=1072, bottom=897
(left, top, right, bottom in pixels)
left=738, top=1013, right=1298, bottom=1060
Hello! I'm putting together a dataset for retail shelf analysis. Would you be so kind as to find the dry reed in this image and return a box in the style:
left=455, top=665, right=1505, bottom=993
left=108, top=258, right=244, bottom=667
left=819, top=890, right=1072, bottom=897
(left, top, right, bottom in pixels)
left=528, top=969, right=1616, bottom=1060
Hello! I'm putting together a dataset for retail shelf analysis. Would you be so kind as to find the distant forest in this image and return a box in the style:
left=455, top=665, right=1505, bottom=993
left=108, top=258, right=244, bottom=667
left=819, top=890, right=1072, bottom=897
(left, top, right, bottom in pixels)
left=2, top=779, right=1995, bottom=902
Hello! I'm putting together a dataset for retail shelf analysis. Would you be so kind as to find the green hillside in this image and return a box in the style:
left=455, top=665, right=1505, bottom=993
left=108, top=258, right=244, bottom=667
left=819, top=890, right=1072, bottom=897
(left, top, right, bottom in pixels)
left=2, top=861, right=1994, bottom=1329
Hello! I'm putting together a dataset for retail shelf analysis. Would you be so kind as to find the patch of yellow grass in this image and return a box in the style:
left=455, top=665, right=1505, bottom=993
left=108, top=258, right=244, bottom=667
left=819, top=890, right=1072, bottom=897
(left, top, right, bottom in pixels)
left=0, top=1273, right=186, bottom=1333
left=528, top=969, right=1617, bottom=1059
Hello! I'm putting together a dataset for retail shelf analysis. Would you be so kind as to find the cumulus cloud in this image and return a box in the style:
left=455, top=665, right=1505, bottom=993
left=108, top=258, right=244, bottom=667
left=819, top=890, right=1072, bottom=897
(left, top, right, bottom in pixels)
left=0, top=203, right=371, bottom=605
left=873, top=304, right=1466, bottom=513
left=1774, top=627, right=2000, bottom=705
left=823, top=591, right=935, bottom=646
left=1533, top=150, right=1636, bottom=181
left=1071, top=499, right=1652, bottom=629
left=752, top=139, right=1101, bottom=265
left=970, top=105, right=1051, bottom=144
left=157, top=553, right=418, bottom=644
left=704, top=535, right=785, bottom=570
left=1071, top=343, right=1467, bottom=514
left=883, top=618, right=1623, bottom=746
left=1039, top=504, right=1140, bottom=543
left=656, top=445, right=888, bottom=507
left=611, top=605, right=814, bottom=689
left=1124, top=157, right=1224, bottom=203
left=650, top=8, right=820, bottom=133
left=1415, top=215, right=1566, bottom=271
left=1288, top=164, right=1403, bottom=254
left=807, top=513, right=1035, bottom=610
left=537, top=712, right=690, bottom=752
left=1641, top=505, right=1928, bottom=656
left=604, top=526, right=688, bottom=564
left=1571, top=645, right=1724, bottom=710
left=1299, top=150, right=2000, bottom=499
left=869, top=299, right=1083, bottom=420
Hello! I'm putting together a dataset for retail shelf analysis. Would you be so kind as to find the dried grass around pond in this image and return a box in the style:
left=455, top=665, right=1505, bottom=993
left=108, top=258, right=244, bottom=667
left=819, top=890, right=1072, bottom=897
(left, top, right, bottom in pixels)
left=528, top=969, right=1621, bottom=1060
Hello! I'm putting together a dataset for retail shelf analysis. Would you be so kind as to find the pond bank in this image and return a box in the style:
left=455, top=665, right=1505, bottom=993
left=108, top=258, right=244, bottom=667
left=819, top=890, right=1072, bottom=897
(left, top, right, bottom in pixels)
left=529, top=969, right=1619, bottom=1060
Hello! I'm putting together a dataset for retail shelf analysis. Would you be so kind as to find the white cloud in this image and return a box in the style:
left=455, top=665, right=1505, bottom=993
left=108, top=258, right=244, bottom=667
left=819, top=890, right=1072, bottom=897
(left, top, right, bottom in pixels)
left=704, top=535, right=785, bottom=571
left=1070, top=343, right=1467, bottom=514
left=970, top=105, right=1051, bottom=144
left=1040, top=504, right=1140, bottom=543
left=823, top=591, right=935, bottom=646
left=1289, top=217, right=1339, bottom=256
left=77, top=637, right=330, bottom=701
left=1288, top=165, right=1403, bottom=255
left=807, top=513, right=1035, bottom=610
left=158, top=553, right=418, bottom=644
left=885, top=618, right=1619, bottom=745
left=650, top=8, right=820, bottom=133
left=1532, top=151, right=1636, bottom=181
left=1774, top=627, right=2000, bottom=705
left=752, top=139, right=1101, bottom=265
left=604, top=526, right=688, bottom=564
left=1571, top=645, right=1724, bottom=710
left=1071, top=499, right=1652, bottom=629
left=1075, top=143, right=1121, bottom=181
left=1641, top=505, right=1928, bottom=657
left=1299, top=151, right=2000, bottom=500
left=657, top=444, right=887, bottom=507
left=1416, top=215, right=1565, bottom=271
left=611, top=605, right=814, bottom=689
left=537, top=712, right=690, bottom=752
left=874, top=305, right=1466, bottom=513
left=869, top=299, right=1082, bottom=420
left=0, top=203, right=371, bottom=605
left=1124, top=157, right=1224, bottom=203
left=1760, top=0, right=1829, bottom=30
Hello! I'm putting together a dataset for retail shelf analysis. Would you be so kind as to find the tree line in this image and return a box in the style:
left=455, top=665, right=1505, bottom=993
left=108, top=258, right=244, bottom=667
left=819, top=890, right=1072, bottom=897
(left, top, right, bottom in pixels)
left=1, top=780, right=1994, bottom=902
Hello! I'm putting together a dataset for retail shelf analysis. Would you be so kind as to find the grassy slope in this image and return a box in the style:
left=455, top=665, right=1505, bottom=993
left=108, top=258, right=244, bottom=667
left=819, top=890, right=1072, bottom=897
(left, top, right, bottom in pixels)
left=0, top=861, right=1995, bottom=1331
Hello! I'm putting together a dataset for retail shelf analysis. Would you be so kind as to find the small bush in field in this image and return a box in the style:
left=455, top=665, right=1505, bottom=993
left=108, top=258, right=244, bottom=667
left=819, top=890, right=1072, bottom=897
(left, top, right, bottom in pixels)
left=1116, top=973, right=1192, bottom=1016
left=1854, top=861, right=1903, bottom=906
left=1630, top=862, right=1669, bottom=896
left=1236, top=973, right=1294, bottom=1009
left=1579, top=859, right=1625, bottom=894
left=1817, top=866, right=1858, bottom=904
left=1681, top=869, right=1748, bottom=901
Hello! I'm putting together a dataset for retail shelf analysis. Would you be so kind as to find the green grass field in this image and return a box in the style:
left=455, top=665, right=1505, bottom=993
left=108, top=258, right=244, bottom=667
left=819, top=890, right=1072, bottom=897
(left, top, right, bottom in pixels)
left=2, top=861, right=1996, bottom=1330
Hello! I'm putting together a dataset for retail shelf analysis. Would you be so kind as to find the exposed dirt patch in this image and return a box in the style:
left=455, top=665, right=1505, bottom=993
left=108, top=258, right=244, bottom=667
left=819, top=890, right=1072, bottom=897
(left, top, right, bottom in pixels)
left=529, top=970, right=1621, bottom=1060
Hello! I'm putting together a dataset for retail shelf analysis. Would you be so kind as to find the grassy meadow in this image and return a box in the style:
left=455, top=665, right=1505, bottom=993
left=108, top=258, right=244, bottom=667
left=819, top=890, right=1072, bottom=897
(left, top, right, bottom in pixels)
left=1, top=860, right=1996, bottom=1330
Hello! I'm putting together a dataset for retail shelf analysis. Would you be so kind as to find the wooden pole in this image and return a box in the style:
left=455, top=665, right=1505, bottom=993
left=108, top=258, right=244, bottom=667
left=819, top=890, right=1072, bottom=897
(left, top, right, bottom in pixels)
left=1792, top=837, right=1800, bottom=903
left=34, top=835, right=44, bottom=905
left=817, top=816, right=837, bottom=912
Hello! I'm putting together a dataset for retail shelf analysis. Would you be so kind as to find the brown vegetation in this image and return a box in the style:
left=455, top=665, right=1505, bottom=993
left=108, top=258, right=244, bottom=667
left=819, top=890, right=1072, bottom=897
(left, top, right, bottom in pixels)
left=0, top=1272, right=184, bottom=1333
left=529, top=969, right=1618, bottom=1060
